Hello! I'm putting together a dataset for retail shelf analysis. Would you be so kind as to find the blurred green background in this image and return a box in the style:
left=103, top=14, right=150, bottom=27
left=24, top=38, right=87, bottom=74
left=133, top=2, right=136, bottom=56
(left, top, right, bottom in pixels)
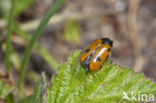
left=0, top=0, right=156, bottom=99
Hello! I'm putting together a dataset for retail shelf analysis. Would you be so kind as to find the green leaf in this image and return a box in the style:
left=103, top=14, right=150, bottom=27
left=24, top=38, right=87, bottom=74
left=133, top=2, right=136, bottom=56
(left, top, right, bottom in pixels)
left=63, top=19, right=81, bottom=44
left=31, top=75, right=46, bottom=103
left=0, top=81, right=14, bottom=99
left=46, top=50, right=156, bottom=103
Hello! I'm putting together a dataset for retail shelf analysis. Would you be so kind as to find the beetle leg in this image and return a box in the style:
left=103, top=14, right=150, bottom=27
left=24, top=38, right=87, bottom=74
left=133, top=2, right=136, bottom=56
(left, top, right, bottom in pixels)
left=107, top=52, right=112, bottom=63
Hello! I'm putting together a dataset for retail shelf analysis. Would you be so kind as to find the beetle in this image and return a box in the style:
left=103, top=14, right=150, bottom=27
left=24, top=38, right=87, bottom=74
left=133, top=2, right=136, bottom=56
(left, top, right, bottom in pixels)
left=80, top=38, right=113, bottom=71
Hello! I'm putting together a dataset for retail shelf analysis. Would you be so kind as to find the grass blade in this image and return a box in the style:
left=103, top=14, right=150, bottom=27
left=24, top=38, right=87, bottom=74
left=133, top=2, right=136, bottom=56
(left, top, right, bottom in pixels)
left=5, top=0, right=16, bottom=70
left=17, top=0, right=66, bottom=98
left=13, top=25, right=58, bottom=70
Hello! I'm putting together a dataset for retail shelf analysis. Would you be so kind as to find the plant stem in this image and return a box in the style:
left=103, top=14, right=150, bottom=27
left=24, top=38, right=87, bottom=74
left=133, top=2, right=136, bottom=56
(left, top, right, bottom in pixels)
left=17, top=0, right=66, bottom=98
left=5, top=0, right=15, bottom=70
left=13, top=25, right=58, bottom=70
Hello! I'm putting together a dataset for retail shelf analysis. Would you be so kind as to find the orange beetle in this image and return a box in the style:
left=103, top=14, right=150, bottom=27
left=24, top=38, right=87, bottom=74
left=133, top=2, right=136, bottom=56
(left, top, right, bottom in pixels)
left=80, top=38, right=113, bottom=71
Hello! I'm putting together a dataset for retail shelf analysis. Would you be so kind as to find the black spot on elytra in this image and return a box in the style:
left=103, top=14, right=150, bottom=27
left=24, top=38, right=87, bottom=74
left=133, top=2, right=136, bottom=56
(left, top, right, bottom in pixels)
left=96, top=57, right=101, bottom=61
left=85, top=48, right=90, bottom=53
left=107, top=48, right=111, bottom=52
left=82, top=49, right=96, bottom=69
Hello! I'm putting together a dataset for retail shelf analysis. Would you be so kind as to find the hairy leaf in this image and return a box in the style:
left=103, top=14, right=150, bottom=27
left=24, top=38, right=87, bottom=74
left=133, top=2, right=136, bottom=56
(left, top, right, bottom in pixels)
left=46, top=50, right=156, bottom=103
left=31, top=75, right=46, bottom=103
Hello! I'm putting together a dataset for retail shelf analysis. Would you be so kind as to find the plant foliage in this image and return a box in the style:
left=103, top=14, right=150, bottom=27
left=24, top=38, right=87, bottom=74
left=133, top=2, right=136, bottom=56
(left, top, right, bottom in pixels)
left=31, top=75, right=46, bottom=103
left=14, top=0, right=35, bottom=16
left=46, top=50, right=156, bottom=103
left=63, top=19, right=81, bottom=44
left=18, top=0, right=66, bottom=98
left=0, top=81, right=14, bottom=99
